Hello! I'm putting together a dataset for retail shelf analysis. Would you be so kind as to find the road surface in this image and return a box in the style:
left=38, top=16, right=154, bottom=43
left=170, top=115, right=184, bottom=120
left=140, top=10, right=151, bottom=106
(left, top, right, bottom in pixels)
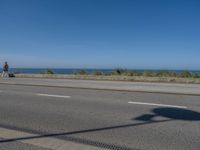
left=1, top=78, right=200, bottom=95
left=0, top=84, right=200, bottom=150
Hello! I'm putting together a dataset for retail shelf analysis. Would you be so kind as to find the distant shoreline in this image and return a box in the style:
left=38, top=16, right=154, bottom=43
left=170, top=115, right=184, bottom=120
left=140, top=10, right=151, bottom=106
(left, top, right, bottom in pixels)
left=1, top=68, right=200, bottom=81
left=1, top=68, right=200, bottom=74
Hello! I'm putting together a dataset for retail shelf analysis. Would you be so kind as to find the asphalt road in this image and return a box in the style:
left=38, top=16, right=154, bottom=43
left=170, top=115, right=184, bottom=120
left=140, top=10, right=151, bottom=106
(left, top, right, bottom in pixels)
left=0, top=84, right=200, bottom=150
left=1, top=78, right=200, bottom=95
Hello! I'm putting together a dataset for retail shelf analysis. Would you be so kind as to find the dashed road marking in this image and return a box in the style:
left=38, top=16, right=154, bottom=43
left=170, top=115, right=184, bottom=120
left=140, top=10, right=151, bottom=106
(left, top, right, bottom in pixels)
left=37, top=93, right=71, bottom=99
left=128, top=101, right=187, bottom=109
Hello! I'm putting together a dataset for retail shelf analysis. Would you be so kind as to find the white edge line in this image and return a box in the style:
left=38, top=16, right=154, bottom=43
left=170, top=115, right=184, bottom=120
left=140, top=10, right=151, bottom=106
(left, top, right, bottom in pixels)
left=128, top=101, right=187, bottom=109
left=37, top=93, right=71, bottom=98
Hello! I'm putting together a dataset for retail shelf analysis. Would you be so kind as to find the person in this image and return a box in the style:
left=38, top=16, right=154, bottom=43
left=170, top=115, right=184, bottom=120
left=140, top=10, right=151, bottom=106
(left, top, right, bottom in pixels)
left=1, top=62, right=9, bottom=78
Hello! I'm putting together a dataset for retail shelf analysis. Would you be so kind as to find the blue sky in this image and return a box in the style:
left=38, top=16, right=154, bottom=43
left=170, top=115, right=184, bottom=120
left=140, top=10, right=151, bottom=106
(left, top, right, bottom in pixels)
left=0, top=0, right=200, bottom=69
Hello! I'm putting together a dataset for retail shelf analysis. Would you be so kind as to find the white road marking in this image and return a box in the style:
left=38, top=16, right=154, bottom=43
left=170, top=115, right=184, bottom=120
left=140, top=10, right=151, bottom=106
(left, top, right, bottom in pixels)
left=37, top=93, right=71, bottom=99
left=128, top=101, right=187, bottom=109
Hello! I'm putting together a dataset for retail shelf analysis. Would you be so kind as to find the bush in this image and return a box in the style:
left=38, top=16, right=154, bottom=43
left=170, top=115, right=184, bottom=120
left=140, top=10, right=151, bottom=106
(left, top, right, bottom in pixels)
left=123, top=71, right=141, bottom=76
left=192, top=73, right=200, bottom=78
left=179, top=71, right=192, bottom=78
left=155, top=71, right=177, bottom=77
left=123, top=71, right=134, bottom=76
left=74, top=69, right=88, bottom=75
left=41, top=69, right=54, bottom=74
left=111, top=69, right=141, bottom=76
left=169, top=72, right=178, bottom=77
left=111, top=69, right=124, bottom=75
left=71, top=68, right=200, bottom=79
left=143, top=71, right=153, bottom=77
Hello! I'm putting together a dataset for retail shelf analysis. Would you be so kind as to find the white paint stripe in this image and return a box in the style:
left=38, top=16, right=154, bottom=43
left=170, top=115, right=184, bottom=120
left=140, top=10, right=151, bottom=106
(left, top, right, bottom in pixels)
left=128, top=101, right=187, bottom=109
left=37, top=93, right=71, bottom=98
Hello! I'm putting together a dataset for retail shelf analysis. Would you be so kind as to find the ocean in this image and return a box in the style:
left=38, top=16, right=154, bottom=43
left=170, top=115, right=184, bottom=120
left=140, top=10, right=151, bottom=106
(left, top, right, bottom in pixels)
left=1, top=68, right=200, bottom=74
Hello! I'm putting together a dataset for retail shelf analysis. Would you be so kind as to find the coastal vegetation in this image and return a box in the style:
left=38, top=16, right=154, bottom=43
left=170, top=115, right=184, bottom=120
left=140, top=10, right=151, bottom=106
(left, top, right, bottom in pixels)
left=15, top=69, right=200, bottom=84
left=36, top=68, right=200, bottom=79
left=40, top=69, right=55, bottom=75
left=73, top=69, right=200, bottom=78
left=74, top=69, right=88, bottom=75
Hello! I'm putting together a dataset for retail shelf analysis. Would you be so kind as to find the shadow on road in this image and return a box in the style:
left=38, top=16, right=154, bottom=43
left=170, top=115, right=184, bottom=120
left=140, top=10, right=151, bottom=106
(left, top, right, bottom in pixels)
left=0, top=107, right=200, bottom=149
left=135, top=107, right=200, bottom=122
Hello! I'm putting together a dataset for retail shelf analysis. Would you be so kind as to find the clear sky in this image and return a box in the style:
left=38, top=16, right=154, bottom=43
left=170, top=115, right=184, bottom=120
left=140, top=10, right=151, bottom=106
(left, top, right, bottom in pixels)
left=0, top=0, right=199, bottom=70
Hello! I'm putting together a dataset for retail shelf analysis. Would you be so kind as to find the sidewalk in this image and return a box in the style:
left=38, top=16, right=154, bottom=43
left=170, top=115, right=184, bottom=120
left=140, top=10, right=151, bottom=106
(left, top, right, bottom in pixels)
left=0, top=78, right=200, bottom=95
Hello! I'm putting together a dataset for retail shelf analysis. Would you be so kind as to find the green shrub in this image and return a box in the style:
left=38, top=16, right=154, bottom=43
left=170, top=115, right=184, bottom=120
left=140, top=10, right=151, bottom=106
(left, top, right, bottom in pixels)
left=155, top=71, right=177, bottom=77
left=111, top=69, right=141, bottom=76
left=71, top=68, right=199, bottom=79
left=41, top=69, right=54, bottom=74
left=143, top=71, right=153, bottom=77
left=123, top=71, right=141, bottom=76
left=111, top=69, right=124, bottom=75
left=179, top=71, right=192, bottom=78
left=192, top=73, right=200, bottom=78
left=169, top=72, right=178, bottom=77
left=123, top=71, right=134, bottom=76
left=74, top=69, right=88, bottom=75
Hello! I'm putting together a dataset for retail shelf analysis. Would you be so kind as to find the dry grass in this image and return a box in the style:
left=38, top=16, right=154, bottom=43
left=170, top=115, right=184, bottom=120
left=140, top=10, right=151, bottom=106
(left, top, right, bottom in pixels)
left=15, top=74, right=200, bottom=84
